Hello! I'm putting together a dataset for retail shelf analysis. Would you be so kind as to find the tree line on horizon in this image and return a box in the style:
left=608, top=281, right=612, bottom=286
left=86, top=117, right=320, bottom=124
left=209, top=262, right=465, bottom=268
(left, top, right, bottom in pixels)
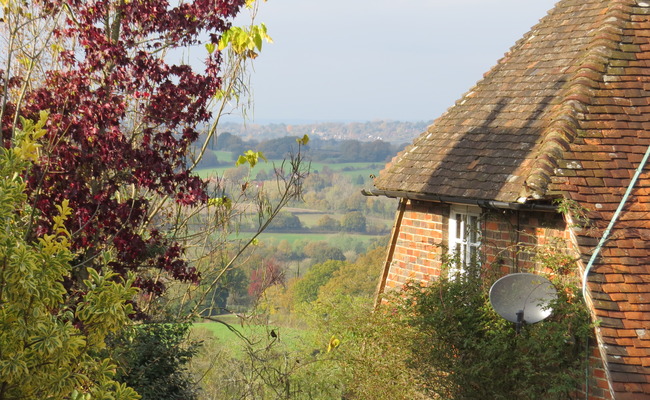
left=197, top=131, right=409, bottom=168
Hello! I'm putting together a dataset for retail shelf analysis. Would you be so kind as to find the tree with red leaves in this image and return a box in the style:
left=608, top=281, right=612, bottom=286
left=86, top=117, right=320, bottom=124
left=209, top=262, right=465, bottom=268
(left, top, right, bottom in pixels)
left=0, top=0, right=273, bottom=315
left=248, top=258, right=285, bottom=301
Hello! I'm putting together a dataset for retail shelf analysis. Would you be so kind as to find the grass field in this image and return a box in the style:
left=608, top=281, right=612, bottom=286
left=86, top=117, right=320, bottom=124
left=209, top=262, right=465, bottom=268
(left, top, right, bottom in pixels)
left=224, top=206, right=391, bottom=249
left=295, top=211, right=392, bottom=229
left=295, top=212, right=336, bottom=228
left=258, top=232, right=384, bottom=245
left=214, top=150, right=234, bottom=163
left=193, top=317, right=308, bottom=354
left=194, top=151, right=384, bottom=181
left=308, top=161, right=384, bottom=179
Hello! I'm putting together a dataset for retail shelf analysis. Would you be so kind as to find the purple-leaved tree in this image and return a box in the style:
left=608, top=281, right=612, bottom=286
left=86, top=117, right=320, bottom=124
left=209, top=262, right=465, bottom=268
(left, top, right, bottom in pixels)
left=1, top=0, right=250, bottom=315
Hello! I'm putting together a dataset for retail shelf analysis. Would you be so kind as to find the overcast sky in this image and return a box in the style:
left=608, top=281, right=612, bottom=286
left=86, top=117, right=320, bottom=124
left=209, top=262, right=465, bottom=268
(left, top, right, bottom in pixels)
left=224, top=0, right=558, bottom=123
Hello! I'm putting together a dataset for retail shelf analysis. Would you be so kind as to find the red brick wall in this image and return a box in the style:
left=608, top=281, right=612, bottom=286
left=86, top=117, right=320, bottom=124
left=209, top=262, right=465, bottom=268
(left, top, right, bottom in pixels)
left=480, top=207, right=571, bottom=273
left=573, top=342, right=614, bottom=400
left=382, top=199, right=612, bottom=399
left=384, top=201, right=448, bottom=289
left=385, top=200, right=571, bottom=289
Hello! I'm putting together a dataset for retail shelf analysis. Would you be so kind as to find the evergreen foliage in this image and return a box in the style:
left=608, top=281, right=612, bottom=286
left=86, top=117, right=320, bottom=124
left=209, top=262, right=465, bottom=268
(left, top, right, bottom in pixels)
left=109, top=323, right=200, bottom=400
left=0, top=118, right=138, bottom=399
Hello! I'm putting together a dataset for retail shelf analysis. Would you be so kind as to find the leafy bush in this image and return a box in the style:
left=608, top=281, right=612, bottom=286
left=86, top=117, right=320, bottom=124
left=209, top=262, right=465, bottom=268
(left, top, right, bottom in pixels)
left=191, top=322, right=344, bottom=399
left=0, top=119, right=138, bottom=399
left=400, top=260, right=592, bottom=399
left=293, top=260, right=345, bottom=304
left=268, top=211, right=304, bottom=232
left=109, top=323, right=201, bottom=400
left=315, top=215, right=341, bottom=231
left=303, top=241, right=346, bottom=264
left=341, top=211, right=367, bottom=233
left=317, top=246, right=384, bottom=299
left=300, top=295, right=425, bottom=400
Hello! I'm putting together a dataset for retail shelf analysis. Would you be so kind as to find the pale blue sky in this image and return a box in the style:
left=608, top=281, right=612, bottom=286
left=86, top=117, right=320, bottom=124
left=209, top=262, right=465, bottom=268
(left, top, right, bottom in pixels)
left=230, top=0, right=558, bottom=123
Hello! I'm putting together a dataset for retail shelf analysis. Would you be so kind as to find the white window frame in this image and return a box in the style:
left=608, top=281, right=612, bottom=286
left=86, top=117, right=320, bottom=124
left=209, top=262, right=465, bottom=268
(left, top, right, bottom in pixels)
left=448, top=205, right=481, bottom=277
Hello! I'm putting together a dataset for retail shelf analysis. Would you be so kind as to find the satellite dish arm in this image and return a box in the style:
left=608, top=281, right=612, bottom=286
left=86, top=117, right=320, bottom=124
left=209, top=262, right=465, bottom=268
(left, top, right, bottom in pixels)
left=515, top=310, right=524, bottom=333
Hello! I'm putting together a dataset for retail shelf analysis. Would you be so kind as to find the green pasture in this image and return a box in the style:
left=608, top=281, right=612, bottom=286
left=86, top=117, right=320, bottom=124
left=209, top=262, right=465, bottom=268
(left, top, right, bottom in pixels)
left=295, top=211, right=392, bottom=230
left=214, top=150, right=234, bottom=162
left=308, top=161, right=384, bottom=180
left=195, top=151, right=384, bottom=181
left=292, top=211, right=337, bottom=228
left=258, top=232, right=384, bottom=245
left=224, top=206, right=391, bottom=245
left=193, top=318, right=308, bottom=354
left=195, top=160, right=284, bottom=179
left=228, top=232, right=338, bottom=245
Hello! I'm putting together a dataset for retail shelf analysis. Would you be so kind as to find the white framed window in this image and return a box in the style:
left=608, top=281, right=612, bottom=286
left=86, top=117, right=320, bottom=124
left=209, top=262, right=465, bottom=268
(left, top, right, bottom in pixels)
left=448, top=205, right=481, bottom=276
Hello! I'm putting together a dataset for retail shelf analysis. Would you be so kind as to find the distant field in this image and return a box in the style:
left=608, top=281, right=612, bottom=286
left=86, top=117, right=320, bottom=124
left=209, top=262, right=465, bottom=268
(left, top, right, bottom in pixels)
left=258, top=232, right=384, bottom=245
left=214, top=150, right=234, bottom=162
left=229, top=230, right=386, bottom=245
left=295, top=210, right=392, bottom=230
left=194, top=151, right=384, bottom=181
left=308, top=161, right=384, bottom=180
left=223, top=206, right=391, bottom=246
left=296, top=212, right=335, bottom=228
left=195, top=159, right=285, bottom=179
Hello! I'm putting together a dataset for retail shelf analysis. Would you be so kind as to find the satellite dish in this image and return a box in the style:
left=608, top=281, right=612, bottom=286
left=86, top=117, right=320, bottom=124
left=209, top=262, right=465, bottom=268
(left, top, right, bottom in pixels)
left=489, top=273, right=558, bottom=331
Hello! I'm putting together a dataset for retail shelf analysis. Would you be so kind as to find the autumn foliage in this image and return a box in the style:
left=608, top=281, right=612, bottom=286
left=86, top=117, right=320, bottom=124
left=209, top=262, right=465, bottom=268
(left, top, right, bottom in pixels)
left=248, top=258, right=285, bottom=300
left=1, top=0, right=245, bottom=301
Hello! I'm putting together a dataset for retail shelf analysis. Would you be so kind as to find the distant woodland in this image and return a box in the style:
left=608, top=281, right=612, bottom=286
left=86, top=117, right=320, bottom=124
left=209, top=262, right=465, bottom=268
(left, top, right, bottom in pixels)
left=195, top=131, right=410, bottom=169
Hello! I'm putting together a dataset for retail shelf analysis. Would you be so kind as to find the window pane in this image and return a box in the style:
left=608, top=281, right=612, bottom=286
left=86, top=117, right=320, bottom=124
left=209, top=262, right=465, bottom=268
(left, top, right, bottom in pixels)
left=455, top=213, right=462, bottom=239
left=449, top=207, right=481, bottom=277
left=469, top=244, right=477, bottom=265
left=469, top=215, right=478, bottom=243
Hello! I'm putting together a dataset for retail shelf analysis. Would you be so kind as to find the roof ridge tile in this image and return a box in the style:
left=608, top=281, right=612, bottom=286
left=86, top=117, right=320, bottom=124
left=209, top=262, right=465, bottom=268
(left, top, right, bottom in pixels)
left=522, top=0, right=631, bottom=200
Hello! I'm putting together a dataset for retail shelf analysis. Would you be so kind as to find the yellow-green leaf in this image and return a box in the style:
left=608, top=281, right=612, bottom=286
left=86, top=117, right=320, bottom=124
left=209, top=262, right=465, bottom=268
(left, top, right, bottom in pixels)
left=327, top=335, right=340, bottom=353
left=296, top=134, right=310, bottom=145
left=235, top=150, right=267, bottom=168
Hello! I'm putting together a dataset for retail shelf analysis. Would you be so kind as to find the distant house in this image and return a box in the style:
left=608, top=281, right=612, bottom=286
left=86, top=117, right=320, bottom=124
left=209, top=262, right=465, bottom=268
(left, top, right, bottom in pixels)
left=368, top=0, right=650, bottom=398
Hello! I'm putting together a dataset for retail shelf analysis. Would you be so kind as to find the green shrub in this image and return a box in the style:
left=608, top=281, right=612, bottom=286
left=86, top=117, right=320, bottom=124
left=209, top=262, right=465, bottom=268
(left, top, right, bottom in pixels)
left=0, top=117, right=138, bottom=400
left=109, top=323, right=201, bottom=400
left=300, top=295, right=425, bottom=400
left=401, top=260, right=592, bottom=399
left=293, top=260, right=344, bottom=304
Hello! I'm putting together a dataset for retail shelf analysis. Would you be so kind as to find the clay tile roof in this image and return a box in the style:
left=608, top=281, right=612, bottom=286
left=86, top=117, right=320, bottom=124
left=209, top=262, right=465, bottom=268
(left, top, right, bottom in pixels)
left=375, top=0, right=609, bottom=203
left=374, top=0, right=650, bottom=397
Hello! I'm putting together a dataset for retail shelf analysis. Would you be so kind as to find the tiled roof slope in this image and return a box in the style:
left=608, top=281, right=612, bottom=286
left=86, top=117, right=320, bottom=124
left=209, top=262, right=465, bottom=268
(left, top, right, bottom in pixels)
left=374, top=0, right=650, bottom=397
left=375, top=0, right=607, bottom=202
left=549, top=2, right=650, bottom=397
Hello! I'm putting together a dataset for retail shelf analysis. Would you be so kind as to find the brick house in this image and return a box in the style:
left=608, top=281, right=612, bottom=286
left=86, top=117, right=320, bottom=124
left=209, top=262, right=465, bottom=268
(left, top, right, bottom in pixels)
left=368, top=0, right=650, bottom=398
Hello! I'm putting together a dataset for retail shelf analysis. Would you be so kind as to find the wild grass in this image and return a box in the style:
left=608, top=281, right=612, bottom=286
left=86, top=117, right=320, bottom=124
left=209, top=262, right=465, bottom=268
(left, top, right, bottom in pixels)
left=193, top=317, right=308, bottom=355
